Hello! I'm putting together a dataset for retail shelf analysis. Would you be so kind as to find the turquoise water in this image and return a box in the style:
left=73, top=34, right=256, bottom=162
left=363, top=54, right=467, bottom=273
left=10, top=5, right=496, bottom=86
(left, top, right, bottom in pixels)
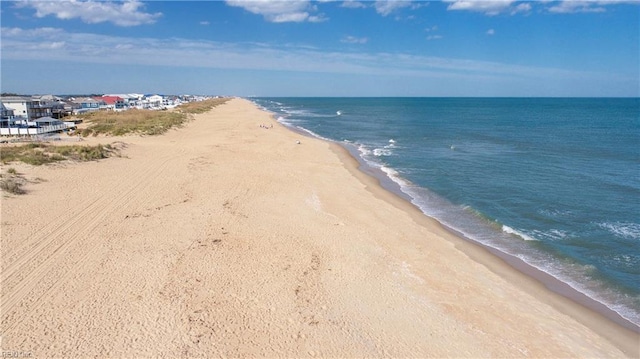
left=252, top=97, right=640, bottom=327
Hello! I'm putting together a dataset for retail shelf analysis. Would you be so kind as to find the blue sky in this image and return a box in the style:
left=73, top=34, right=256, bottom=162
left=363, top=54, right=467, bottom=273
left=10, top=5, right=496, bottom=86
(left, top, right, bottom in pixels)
left=1, top=1, right=638, bottom=96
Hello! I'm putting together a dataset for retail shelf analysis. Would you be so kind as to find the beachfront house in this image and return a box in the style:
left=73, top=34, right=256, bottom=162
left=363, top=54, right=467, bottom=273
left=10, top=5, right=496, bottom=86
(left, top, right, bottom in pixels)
left=0, top=96, right=33, bottom=122
left=1, top=102, right=15, bottom=120
left=123, top=93, right=145, bottom=108
left=145, top=94, right=164, bottom=109
left=29, top=116, right=74, bottom=130
left=0, top=96, right=65, bottom=124
left=103, top=94, right=139, bottom=110
left=35, top=95, right=72, bottom=119
left=29, top=98, right=56, bottom=119
left=62, top=100, right=82, bottom=116
left=0, top=112, right=76, bottom=136
left=72, top=97, right=105, bottom=114
left=162, top=96, right=183, bottom=109
left=98, top=96, right=127, bottom=111
left=0, top=102, right=17, bottom=129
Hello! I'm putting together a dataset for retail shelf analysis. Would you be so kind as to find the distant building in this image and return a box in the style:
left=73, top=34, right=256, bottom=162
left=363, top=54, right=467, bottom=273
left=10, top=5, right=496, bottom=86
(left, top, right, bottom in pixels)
left=71, top=97, right=105, bottom=114
left=62, top=100, right=81, bottom=116
left=0, top=96, right=32, bottom=120
left=35, top=95, right=70, bottom=118
left=0, top=107, right=76, bottom=136
left=1, top=101, right=15, bottom=120
left=36, top=94, right=62, bottom=102
left=145, top=94, right=164, bottom=109
left=0, top=101, right=16, bottom=128
left=99, top=96, right=127, bottom=111
left=29, top=98, right=55, bottom=119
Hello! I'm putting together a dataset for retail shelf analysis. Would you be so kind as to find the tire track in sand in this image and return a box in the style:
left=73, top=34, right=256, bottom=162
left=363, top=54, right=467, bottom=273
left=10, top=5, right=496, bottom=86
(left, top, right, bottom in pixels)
left=1, top=151, right=183, bottom=332
left=2, top=196, right=104, bottom=288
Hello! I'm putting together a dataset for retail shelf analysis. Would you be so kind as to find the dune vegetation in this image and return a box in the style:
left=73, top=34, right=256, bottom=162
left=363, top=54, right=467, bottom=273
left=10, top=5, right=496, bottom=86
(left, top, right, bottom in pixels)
left=0, top=143, right=116, bottom=166
left=79, top=98, right=229, bottom=136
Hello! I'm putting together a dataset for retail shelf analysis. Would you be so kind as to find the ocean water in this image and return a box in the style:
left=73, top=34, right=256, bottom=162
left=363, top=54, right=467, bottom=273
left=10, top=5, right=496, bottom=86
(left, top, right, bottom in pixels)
left=252, top=97, right=640, bottom=328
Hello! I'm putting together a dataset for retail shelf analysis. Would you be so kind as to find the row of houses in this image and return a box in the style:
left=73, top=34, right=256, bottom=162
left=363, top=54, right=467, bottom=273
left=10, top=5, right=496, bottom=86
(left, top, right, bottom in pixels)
left=0, top=93, right=210, bottom=136
left=0, top=100, right=75, bottom=137
left=74, top=94, right=195, bottom=113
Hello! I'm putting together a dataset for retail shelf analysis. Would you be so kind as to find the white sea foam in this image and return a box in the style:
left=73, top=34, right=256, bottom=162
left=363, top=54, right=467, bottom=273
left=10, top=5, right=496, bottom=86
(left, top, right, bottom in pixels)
left=538, top=208, right=574, bottom=218
left=527, top=229, right=571, bottom=241
left=275, top=116, right=333, bottom=141
left=276, top=116, right=295, bottom=127
left=373, top=148, right=393, bottom=157
left=282, top=108, right=336, bottom=118
left=549, top=229, right=570, bottom=240
left=371, top=139, right=398, bottom=157
left=357, top=143, right=372, bottom=157
left=380, top=165, right=411, bottom=187
left=297, top=127, right=333, bottom=142
left=598, top=222, right=640, bottom=240
left=502, top=225, right=539, bottom=241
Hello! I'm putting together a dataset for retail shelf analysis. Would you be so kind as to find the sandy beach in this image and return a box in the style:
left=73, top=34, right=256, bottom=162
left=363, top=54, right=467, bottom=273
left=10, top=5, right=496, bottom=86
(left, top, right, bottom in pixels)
left=1, top=98, right=637, bottom=357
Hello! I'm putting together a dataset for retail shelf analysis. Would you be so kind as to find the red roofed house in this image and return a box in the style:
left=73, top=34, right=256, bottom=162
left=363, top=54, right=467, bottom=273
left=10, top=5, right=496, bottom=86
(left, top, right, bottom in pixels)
left=98, top=96, right=127, bottom=111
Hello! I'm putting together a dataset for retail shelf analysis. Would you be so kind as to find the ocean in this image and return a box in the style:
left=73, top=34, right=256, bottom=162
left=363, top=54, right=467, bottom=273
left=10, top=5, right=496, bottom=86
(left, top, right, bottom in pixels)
left=251, top=97, right=640, bottom=329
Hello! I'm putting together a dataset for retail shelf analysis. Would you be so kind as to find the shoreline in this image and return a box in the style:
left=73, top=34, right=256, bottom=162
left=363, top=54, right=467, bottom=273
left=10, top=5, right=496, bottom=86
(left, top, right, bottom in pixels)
left=338, top=139, right=640, bottom=333
left=328, top=140, right=640, bottom=353
left=2, top=98, right=638, bottom=357
left=266, top=104, right=640, bottom=349
left=272, top=104, right=640, bottom=334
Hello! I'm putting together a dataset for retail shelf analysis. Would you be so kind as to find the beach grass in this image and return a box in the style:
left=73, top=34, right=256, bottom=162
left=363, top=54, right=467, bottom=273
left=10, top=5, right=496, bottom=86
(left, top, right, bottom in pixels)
left=0, top=174, right=26, bottom=194
left=80, top=110, right=186, bottom=136
left=1, top=143, right=115, bottom=165
left=1, top=166, right=27, bottom=194
left=177, top=97, right=229, bottom=114
left=80, top=98, right=229, bottom=136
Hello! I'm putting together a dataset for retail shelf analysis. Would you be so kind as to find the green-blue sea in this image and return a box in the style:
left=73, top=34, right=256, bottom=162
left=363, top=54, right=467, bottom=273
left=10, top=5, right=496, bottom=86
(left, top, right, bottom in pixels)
left=253, top=97, right=640, bottom=328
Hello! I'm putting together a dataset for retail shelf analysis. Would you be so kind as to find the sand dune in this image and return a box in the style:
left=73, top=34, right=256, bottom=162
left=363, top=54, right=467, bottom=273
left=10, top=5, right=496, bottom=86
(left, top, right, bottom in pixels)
left=1, top=98, right=637, bottom=357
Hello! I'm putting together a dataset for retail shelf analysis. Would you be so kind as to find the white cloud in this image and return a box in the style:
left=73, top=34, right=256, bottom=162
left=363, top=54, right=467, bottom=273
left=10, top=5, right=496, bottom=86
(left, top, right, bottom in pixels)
left=341, top=35, right=368, bottom=44
left=307, top=14, right=327, bottom=23
left=486, top=28, right=495, bottom=35
left=511, top=2, right=531, bottom=14
left=425, top=24, right=441, bottom=40
left=445, top=0, right=514, bottom=15
left=545, top=1, right=632, bottom=13
left=548, top=1, right=600, bottom=13
left=374, top=0, right=414, bottom=16
left=445, top=0, right=638, bottom=15
left=340, top=1, right=424, bottom=18
left=340, top=0, right=367, bottom=9
left=200, top=21, right=210, bottom=26
left=16, top=0, right=162, bottom=27
left=1, top=26, right=63, bottom=37
left=225, top=0, right=326, bottom=23
left=444, top=0, right=531, bottom=15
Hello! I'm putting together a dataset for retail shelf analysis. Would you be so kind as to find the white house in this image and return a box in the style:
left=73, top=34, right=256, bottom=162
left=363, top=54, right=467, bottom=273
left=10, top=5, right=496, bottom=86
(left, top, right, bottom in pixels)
left=1, top=102, right=15, bottom=120
left=0, top=115, right=75, bottom=136
left=146, top=95, right=164, bottom=109
left=0, top=96, right=32, bottom=121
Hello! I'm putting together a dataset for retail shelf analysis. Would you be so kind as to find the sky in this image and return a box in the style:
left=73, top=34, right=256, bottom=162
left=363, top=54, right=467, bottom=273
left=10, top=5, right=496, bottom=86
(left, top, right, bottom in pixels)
left=1, top=0, right=638, bottom=97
